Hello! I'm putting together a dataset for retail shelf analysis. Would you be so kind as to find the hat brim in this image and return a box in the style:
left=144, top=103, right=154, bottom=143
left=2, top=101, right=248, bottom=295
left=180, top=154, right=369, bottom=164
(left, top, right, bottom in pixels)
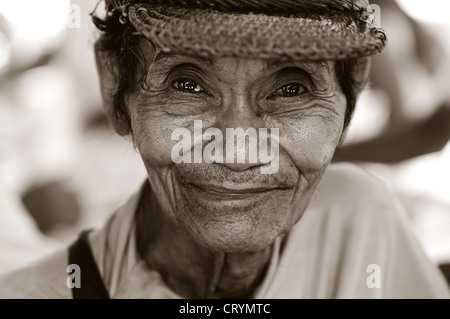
left=128, top=4, right=387, bottom=61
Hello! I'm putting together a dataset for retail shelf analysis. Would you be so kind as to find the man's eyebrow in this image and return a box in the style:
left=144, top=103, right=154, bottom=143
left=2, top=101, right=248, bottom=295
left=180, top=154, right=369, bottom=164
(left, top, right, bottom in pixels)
left=152, top=51, right=214, bottom=67
left=262, top=59, right=329, bottom=74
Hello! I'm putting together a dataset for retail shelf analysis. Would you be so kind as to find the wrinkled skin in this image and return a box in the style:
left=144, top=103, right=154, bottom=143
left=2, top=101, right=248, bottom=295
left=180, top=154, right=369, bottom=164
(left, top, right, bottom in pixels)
left=98, top=39, right=347, bottom=298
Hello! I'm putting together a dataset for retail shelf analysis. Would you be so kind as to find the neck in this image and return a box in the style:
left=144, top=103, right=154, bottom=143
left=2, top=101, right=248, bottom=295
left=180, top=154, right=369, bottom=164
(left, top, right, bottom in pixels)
left=136, top=182, right=273, bottom=299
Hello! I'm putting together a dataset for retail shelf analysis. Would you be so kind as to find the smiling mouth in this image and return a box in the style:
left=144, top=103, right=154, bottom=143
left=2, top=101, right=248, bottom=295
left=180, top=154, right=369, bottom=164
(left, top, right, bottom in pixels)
left=187, top=182, right=290, bottom=198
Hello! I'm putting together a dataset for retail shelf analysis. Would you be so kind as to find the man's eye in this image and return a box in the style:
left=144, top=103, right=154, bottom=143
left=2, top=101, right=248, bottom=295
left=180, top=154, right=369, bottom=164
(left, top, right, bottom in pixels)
left=272, top=83, right=306, bottom=98
left=172, top=79, right=204, bottom=93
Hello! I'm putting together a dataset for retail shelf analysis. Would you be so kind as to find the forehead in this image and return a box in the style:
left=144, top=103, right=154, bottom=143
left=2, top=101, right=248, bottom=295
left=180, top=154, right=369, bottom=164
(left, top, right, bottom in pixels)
left=140, top=39, right=334, bottom=79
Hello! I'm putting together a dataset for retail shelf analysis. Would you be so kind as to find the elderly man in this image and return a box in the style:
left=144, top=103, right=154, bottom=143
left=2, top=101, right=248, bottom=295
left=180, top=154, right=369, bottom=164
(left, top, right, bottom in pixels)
left=0, top=0, right=449, bottom=299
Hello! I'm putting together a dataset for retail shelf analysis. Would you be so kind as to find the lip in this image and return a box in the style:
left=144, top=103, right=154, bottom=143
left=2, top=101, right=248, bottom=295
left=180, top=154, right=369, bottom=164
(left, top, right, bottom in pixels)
left=187, top=182, right=289, bottom=198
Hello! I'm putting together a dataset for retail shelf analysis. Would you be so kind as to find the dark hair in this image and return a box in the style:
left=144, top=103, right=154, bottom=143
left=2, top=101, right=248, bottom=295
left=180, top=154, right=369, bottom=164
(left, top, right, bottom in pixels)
left=92, top=9, right=370, bottom=135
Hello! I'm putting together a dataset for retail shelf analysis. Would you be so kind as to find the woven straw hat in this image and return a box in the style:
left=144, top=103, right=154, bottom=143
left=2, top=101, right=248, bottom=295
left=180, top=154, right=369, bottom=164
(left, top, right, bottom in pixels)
left=103, top=0, right=387, bottom=61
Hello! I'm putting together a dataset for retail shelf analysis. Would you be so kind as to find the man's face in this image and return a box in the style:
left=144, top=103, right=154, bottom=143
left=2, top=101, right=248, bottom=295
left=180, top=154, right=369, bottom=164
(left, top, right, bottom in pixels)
left=126, top=41, right=347, bottom=252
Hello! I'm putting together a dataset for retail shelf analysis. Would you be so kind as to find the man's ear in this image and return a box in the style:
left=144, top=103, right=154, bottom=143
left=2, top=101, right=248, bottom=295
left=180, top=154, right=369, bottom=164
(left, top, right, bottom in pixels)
left=353, top=57, right=372, bottom=93
left=94, top=46, right=131, bottom=136
left=338, top=129, right=349, bottom=147
left=337, top=57, right=372, bottom=146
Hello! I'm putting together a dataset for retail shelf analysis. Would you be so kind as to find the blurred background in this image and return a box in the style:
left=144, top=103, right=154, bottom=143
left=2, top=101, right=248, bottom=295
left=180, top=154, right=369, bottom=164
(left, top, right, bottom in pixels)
left=0, top=0, right=449, bottom=279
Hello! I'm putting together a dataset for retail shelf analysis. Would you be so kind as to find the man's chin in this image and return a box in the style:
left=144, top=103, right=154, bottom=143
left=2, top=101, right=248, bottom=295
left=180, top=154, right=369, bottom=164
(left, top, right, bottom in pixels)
left=174, top=193, right=292, bottom=252
left=189, top=220, right=283, bottom=253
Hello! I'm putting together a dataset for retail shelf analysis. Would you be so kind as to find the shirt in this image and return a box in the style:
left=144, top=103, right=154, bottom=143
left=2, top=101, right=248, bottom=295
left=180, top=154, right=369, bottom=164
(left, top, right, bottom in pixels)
left=0, top=163, right=448, bottom=298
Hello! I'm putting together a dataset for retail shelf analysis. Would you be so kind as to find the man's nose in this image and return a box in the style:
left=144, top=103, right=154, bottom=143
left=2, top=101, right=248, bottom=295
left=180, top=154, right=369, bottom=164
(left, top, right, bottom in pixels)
left=213, top=93, right=266, bottom=172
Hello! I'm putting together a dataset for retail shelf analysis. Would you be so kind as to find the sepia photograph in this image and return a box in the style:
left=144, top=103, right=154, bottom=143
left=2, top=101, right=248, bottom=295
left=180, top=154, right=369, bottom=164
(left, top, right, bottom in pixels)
left=0, top=0, right=450, bottom=303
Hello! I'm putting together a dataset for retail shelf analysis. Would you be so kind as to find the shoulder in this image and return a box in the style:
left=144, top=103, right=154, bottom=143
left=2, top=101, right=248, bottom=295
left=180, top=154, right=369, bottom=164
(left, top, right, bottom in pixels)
left=309, top=163, right=401, bottom=223
left=307, top=163, right=420, bottom=249
left=0, top=249, right=72, bottom=299
left=316, top=163, right=393, bottom=204
left=295, top=163, right=450, bottom=298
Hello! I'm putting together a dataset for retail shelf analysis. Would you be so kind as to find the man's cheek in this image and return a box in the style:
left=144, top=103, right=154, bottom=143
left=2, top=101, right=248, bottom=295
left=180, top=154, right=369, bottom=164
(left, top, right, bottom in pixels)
left=281, top=135, right=337, bottom=176
left=283, top=119, right=342, bottom=167
left=132, top=117, right=188, bottom=165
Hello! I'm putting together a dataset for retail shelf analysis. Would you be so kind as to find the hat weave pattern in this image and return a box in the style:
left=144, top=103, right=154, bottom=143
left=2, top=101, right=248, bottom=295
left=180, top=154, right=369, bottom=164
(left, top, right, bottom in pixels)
left=104, top=0, right=387, bottom=61
left=126, top=0, right=370, bottom=13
